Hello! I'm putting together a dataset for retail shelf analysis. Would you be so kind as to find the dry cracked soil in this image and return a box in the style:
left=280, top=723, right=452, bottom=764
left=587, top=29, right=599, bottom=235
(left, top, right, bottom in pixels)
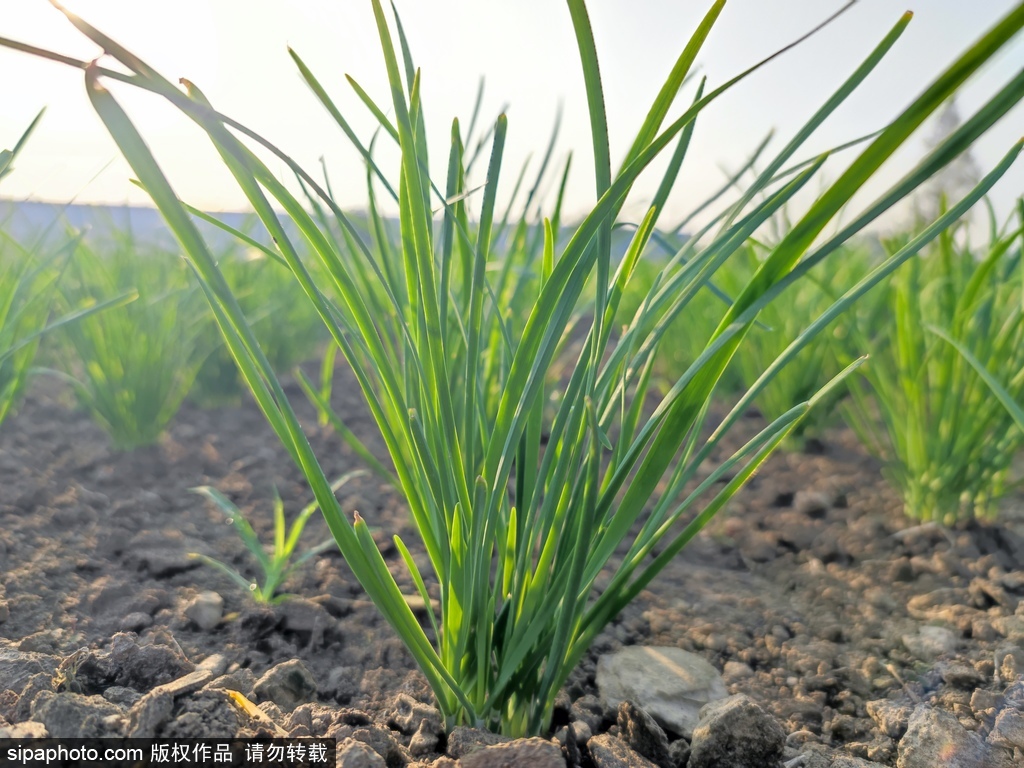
left=2, top=366, right=1024, bottom=767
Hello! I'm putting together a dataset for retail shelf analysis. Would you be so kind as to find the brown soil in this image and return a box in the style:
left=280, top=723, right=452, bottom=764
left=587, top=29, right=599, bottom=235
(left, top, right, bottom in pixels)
left=2, top=365, right=1024, bottom=767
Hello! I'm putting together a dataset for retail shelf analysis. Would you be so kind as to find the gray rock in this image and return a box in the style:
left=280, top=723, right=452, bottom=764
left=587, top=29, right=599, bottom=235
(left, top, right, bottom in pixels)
left=184, top=591, right=223, bottom=631
left=99, top=633, right=193, bottom=690
left=155, top=689, right=243, bottom=739
left=102, top=686, right=142, bottom=707
left=559, top=725, right=582, bottom=767
left=941, top=662, right=984, bottom=689
left=198, top=654, right=230, bottom=677
left=277, top=597, right=331, bottom=647
left=901, top=625, right=957, bottom=661
left=120, top=612, right=153, bottom=632
left=974, top=617, right=999, bottom=641
left=571, top=694, right=607, bottom=733
left=336, top=738, right=386, bottom=768
left=971, top=689, right=1003, bottom=719
left=127, top=689, right=174, bottom=737
left=204, top=668, right=257, bottom=699
left=992, top=616, right=1024, bottom=642
left=617, top=701, right=670, bottom=767
left=1000, top=571, right=1024, bottom=592
left=326, top=665, right=361, bottom=703
left=988, top=709, right=1024, bottom=751
left=0, top=646, right=57, bottom=692
left=459, top=738, right=564, bottom=768
left=5, top=673, right=53, bottom=723
left=152, top=666, right=219, bottom=699
left=688, top=694, right=785, bottom=768
left=408, top=718, right=440, bottom=757
left=386, top=692, right=442, bottom=735
left=866, top=699, right=912, bottom=739
left=897, top=705, right=1011, bottom=768
left=253, top=659, right=316, bottom=711
left=596, top=646, right=726, bottom=738
left=30, top=691, right=123, bottom=738
left=796, top=743, right=835, bottom=768
left=994, top=643, right=1024, bottom=683
left=284, top=702, right=315, bottom=733
left=667, top=740, right=690, bottom=768
left=587, top=733, right=658, bottom=768
left=572, top=721, right=592, bottom=745
left=347, top=726, right=407, bottom=765
left=1004, top=679, right=1024, bottom=708
left=446, top=725, right=513, bottom=758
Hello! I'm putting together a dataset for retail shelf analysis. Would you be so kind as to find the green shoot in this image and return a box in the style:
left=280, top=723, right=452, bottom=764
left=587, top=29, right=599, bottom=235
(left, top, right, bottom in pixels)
left=190, top=471, right=365, bottom=605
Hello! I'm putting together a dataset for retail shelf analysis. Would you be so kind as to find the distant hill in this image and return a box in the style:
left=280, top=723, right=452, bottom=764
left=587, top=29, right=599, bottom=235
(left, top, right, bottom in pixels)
left=0, top=199, right=264, bottom=251
left=0, top=199, right=680, bottom=264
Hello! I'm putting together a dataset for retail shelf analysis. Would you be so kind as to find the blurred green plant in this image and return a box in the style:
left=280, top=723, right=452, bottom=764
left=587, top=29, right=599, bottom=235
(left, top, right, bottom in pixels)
left=8, top=0, right=1024, bottom=737
left=1, top=111, right=133, bottom=428
left=1, top=241, right=58, bottom=428
left=1, top=112, right=52, bottom=427
left=616, top=252, right=748, bottom=396
left=723, top=238, right=877, bottom=447
left=55, top=231, right=202, bottom=448
left=190, top=226, right=328, bottom=407
left=839, top=203, right=1024, bottom=522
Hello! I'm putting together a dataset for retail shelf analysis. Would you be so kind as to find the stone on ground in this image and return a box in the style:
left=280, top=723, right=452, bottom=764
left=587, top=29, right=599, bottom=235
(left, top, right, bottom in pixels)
left=896, top=704, right=1013, bottom=768
left=183, top=591, right=223, bottom=631
left=687, top=694, right=785, bottom=768
left=253, top=659, right=316, bottom=711
left=587, top=733, right=659, bottom=768
left=596, top=646, right=726, bottom=738
left=336, top=738, right=386, bottom=768
left=617, top=700, right=671, bottom=766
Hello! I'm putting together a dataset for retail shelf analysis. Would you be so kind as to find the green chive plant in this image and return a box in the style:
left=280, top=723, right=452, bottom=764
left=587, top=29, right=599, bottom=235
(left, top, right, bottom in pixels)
left=932, top=239, right=1024, bottom=437
left=9, top=0, right=1024, bottom=735
left=839, top=204, right=1024, bottom=522
left=723, top=238, right=877, bottom=447
left=612, top=134, right=786, bottom=400
left=1, top=112, right=133, bottom=428
left=190, top=472, right=364, bottom=604
left=55, top=230, right=203, bottom=449
left=615, top=254, right=748, bottom=396
left=0, top=236, right=56, bottom=428
left=0, top=112, right=51, bottom=427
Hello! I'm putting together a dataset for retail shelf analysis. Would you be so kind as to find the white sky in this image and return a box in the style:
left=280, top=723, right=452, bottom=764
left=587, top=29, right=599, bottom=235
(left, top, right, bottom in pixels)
left=1, top=1, right=1022, bottom=232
